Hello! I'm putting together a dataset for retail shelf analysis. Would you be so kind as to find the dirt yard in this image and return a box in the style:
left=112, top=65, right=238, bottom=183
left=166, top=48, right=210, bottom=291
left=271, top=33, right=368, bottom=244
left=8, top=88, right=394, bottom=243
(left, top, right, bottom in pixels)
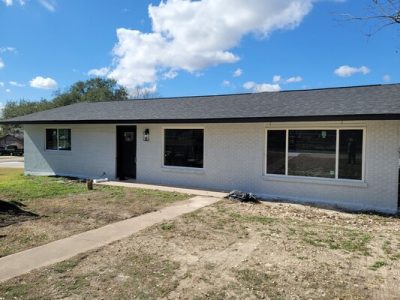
left=0, top=168, right=189, bottom=257
left=1, top=199, right=399, bottom=299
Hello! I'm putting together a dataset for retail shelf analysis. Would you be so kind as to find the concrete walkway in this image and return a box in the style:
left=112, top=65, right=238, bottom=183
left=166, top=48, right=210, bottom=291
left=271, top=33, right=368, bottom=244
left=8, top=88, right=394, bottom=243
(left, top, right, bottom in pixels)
left=0, top=196, right=220, bottom=283
left=99, top=180, right=227, bottom=198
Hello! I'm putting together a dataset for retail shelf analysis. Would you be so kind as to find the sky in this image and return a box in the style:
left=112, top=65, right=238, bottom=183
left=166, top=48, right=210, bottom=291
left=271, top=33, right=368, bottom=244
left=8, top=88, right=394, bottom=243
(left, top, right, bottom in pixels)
left=0, top=0, right=398, bottom=107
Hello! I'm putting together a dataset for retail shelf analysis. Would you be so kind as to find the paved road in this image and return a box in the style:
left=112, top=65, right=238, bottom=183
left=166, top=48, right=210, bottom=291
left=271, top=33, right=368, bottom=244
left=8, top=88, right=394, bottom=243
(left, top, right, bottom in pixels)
left=0, top=156, right=24, bottom=168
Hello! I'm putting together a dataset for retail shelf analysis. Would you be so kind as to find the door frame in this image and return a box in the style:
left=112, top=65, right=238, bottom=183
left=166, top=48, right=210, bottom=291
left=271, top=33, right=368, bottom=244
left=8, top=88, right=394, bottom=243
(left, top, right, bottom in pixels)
left=116, top=125, right=137, bottom=180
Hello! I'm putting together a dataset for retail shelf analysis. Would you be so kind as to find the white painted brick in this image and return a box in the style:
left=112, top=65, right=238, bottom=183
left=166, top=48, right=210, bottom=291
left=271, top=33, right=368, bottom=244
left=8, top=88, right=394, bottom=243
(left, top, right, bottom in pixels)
left=24, top=120, right=400, bottom=213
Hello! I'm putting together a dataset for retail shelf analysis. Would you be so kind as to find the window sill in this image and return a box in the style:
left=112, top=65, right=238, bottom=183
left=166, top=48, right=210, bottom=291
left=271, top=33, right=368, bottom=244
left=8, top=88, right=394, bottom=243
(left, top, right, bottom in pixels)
left=44, top=150, right=72, bottom=155
left=161, top=166, right=205, bottom=175
left=262, top=174, right=368, bottom=188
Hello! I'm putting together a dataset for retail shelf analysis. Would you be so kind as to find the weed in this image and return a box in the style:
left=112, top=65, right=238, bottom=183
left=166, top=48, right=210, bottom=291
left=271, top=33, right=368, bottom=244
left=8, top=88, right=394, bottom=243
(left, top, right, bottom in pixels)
left=230, top=213, right=275, bottom=225
left=369, top=261, right=387, bottom=271
left=290, top=224, right=371, bottom=255
left=160, top=222, right=175, bottom=231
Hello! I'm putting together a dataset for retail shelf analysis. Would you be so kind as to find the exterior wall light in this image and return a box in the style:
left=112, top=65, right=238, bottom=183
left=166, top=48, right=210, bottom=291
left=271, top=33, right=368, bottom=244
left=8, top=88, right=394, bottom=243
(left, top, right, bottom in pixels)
left=143, top=129, right=150, bottom=141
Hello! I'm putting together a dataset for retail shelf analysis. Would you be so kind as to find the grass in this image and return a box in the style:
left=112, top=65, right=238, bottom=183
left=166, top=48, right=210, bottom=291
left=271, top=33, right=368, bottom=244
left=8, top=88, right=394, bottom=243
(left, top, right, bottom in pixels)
left=369, top=260, right=387, bottom=271
left=236, top=268, right=272, bottom=287
left=0, top=168, right=190, bottom=257
left=160, top=222, right=176, bottom=231
left=1, top=200, right=400, bottom=299
left=0, top=168, right=87, bottom=201
left=288, top=224, right=372, bottom=255
left=0, top=250, right=180, bottom=299
left=230, top=212, right=276, bottom=225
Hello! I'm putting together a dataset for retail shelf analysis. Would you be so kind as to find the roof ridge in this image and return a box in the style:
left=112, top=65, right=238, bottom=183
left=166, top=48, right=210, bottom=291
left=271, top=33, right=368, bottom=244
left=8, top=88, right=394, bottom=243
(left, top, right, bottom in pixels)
left=85, top=83, right=398, bottom=104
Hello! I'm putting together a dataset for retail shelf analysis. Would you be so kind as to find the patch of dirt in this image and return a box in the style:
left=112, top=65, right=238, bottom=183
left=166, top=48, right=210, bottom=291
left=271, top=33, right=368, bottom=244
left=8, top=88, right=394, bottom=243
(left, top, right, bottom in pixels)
left=1, top=200, right=400, bottom=299
left=0, top=187, right=189, bottom=258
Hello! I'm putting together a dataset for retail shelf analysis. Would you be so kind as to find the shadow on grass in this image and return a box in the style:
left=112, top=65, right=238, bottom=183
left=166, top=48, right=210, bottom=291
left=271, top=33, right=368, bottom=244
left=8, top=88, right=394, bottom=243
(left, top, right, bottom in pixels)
left=0, top=200, right=39, bottom=228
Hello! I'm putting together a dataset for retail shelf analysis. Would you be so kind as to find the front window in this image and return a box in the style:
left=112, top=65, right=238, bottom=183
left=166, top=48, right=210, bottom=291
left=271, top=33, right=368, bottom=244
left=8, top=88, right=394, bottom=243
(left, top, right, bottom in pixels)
left=266, top=129, right=364, bottom=180
left=288, top=130, right=337, bottom=178
left=164, top=129, right=204, bottom=168
left=46, top=129, right=71, bottom=151
left=338, top=130, right=363, bottom=180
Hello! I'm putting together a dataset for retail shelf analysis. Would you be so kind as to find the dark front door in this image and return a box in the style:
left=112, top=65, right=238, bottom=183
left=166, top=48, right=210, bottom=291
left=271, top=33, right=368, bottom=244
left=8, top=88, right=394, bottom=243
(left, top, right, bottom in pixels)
left=117, top=126, right=137, bottom=180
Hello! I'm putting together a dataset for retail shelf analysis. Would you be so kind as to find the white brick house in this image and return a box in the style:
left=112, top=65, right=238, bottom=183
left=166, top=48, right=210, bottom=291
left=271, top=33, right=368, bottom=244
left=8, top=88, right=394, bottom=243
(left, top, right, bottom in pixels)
left=2, top=84, right=400, bottom=213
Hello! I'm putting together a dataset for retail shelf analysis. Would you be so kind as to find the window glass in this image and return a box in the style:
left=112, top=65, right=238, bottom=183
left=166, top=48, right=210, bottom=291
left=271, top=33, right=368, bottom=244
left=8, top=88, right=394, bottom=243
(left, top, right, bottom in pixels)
left=58, top=129, right=71, bottom=151
left=267, top=130, right=286, bottom=175
left=46, top=129, right=58, bottom=150
left=124, top=132, right=134, bottom=142
left=338, top=130, right=363, bottom=180
left=288, top=130, right=336, bottom=178
left=164, top=129, right=204, bottom=168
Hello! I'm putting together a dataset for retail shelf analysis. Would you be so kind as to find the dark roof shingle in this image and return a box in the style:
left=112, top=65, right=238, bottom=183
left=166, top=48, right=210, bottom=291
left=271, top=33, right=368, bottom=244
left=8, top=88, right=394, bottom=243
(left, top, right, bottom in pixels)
left=2, top=84, right=400, bottom=124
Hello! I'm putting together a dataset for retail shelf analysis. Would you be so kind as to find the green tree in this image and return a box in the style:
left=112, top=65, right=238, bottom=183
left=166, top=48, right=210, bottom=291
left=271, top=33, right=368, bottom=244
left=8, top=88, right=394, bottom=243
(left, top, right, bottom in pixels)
left=1, top=99, right=54, bottom=135
left=1, top=78, right=129, bottom=135
left=52, top=78, right=129, bottom=107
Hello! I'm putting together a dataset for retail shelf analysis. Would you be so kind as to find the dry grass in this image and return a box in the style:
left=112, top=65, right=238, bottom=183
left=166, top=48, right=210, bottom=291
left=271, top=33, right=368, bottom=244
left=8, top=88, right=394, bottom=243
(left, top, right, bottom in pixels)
left=0, top=168, right=189, bottom=257
left=1, top=199, right=400, bottom=299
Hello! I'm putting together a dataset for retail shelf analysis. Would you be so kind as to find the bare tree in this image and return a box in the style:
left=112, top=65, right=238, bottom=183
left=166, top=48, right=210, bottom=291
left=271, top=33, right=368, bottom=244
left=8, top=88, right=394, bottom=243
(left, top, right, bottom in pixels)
left=343, top=0, right=400, bottom=36
left=131, top=86, right=159, bottom=99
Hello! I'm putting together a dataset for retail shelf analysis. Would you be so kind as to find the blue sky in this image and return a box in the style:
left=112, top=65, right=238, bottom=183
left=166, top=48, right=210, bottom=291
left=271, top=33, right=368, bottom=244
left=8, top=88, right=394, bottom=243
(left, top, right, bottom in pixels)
left=0, top=0, right=398, bottom=107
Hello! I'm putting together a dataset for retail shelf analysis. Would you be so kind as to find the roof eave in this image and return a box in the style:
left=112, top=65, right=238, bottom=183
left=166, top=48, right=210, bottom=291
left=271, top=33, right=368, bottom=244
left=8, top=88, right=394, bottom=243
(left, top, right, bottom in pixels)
left=2, top=114, right=400, bottom=125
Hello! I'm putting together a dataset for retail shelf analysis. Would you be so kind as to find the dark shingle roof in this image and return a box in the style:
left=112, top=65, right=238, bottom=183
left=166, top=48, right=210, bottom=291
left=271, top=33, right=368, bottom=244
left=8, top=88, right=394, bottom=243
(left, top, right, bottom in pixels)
left=2, top=84, right=400, bottom=124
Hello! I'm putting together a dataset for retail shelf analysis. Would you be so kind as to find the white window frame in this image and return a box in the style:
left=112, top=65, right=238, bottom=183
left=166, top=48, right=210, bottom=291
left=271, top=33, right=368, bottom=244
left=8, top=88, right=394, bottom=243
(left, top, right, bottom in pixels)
left=45, top=128, right=72, bottom=151
left=161, top=126, right=205, bottom=171
left=264, top=127, right=366, bottom=182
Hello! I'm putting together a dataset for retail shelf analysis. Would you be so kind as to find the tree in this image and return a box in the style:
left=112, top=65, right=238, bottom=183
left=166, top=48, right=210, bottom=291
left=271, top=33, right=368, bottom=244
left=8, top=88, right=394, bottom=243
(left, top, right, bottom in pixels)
left=1, top=99, right=54, bottom=135
left=1, top=78, right=129, bottom=135
left=52, top=78, right=129, bottom=107
left=344, top=1, right=400, bottom=36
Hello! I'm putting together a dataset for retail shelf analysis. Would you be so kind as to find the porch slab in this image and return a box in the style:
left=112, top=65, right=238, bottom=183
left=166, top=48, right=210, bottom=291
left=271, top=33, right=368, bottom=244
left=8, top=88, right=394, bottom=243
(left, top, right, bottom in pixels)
left=98, top=180, right=228, bottom=198
left=0, top=196, right=221, bottom=283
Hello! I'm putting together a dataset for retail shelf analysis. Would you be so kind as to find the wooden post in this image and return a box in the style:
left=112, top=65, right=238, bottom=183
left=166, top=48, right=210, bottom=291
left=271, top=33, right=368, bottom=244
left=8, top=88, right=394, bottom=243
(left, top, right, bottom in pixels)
left=87, top=179, right=93, bottom=190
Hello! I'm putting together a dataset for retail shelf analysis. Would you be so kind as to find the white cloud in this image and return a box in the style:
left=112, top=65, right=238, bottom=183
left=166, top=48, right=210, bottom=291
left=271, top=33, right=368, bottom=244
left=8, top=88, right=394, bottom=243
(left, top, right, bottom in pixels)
left=286, top=76, right=303, bottom=83
left=383, top=74, right=391, bottom=83
left=162, top=69, right=178, bottom=79
left=243, top=81, right=281, bottom=93
left=29, top=76, right=58, bottom=89
left=38, top=0, right=56, bottom=11
left=108, top=0, right=313, bottom=93
left=233, top=68, right=243, bottom=77
left=2, top=0, right=25, bottom=6
left=222, top=80, right=231, bottom=87
left=272, top=74, right=302, bottom=84
left=0, top=47, right=16, bottom=54
left=2, top=0, right=14, bottom=6
left=0, top=82, right=4, bottom=87
left=0, top=58, right=4, bottom=69
left=9, top=81, right=25, bottom=87
left=334, top=65, right=370, bottom=77
left=3, top=0, right=55, bottom=10
left=5, top=89, right=11, bottom=93
left=88, top=67, right=110, bottom=77
left=272, top=75, right=281, bottom=83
